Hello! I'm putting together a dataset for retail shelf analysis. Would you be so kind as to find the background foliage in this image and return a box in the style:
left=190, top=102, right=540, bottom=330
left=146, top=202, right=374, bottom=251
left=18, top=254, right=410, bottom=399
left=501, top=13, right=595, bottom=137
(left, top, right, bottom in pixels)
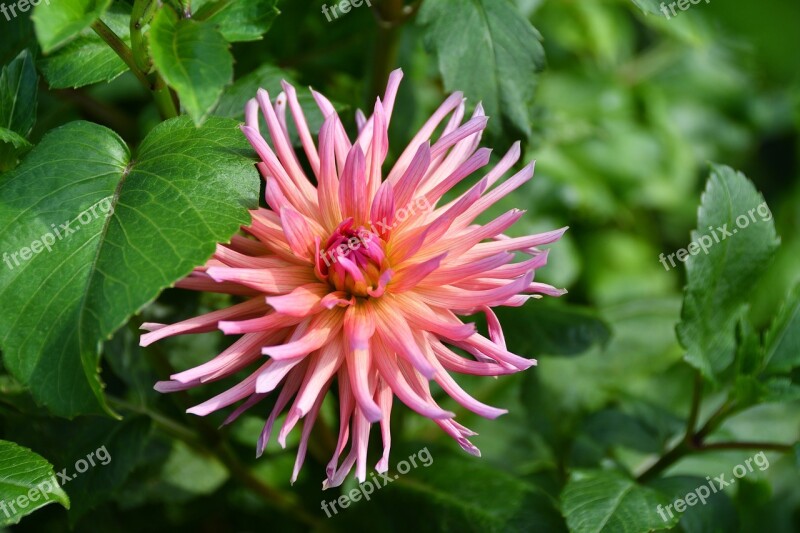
left=0, top=0, right=798, bottom=531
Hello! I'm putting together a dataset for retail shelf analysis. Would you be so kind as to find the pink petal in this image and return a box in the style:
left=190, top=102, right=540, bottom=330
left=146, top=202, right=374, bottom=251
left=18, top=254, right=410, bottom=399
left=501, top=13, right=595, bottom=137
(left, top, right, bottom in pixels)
left=266, top=283, right=330, bottom=317
left=343, top=304, right=381, bottom=422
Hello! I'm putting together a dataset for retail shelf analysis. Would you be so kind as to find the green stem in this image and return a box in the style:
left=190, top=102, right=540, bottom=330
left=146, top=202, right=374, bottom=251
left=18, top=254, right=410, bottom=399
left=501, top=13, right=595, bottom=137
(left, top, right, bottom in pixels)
left=697, top=441, right=794, bottom=453
left=637, top=440, right=692, bottom=483
left=130, top=0, right=157, bottom=73
left=369, top=0, right=418, bottom=102
left=91, top=19, right=150, bottom=89
left=152, top=75, right=180, bottom=120
left=683, top=371, right=703, bottom=444
left=637, top=390, right=793, bottom=483
left=108, top=396, right=324, bottom=528
left=93, top=16, right=178, bottom=120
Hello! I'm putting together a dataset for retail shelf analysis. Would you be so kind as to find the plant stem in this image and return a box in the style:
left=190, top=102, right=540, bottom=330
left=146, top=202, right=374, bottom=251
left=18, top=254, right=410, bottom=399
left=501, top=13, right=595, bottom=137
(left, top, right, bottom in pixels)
left=131, top=0, right=157, bottom=72
left=698, top=441, right=794, bottom=453
left=152, top=75, right=180, bottom=119
left=92, top=18, right=179, bottom=120
left=91, top=19, right=150, bottom=89
left=108, top=396, right=324, bottom=528
left=637, top=440, right=692, bottom=483
left=369, top=0, right=416, bottom=102
left=684, top=371, right=703, bottom=443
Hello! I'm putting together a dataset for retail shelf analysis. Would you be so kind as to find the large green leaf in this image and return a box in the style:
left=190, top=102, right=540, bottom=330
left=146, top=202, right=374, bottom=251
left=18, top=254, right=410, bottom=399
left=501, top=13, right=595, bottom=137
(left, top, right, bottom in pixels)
left=677, top=165, right=779, bottom=378
left=561, top=470, right=679, bottom=533
left=0, top=117, right=259, bottom=418
left=150, top=7, right=233, bottom=126
left=418, top=0, right=545, bottom=140
left=0, top=440, right=70, bottom=526
left=194, top=0, right=280, bottom=42
left=763, top=284, right=800, bottom=374
left=38, top=4, right=131, bottom=89
left=32, top=0, right=112, bottom=53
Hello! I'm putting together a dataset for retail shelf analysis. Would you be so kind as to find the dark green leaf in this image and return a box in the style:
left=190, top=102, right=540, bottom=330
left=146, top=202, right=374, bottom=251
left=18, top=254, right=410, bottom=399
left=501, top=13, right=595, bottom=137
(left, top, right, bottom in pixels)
left=150, top=7, right=233, bottom=126
left=677, top=165, right=779, bottom=378
left=561, top=470, right=679, bottom=533
left=195, top=0, right=280, bottom=42
left=0, top=49, right=37, bottom=137
left=32, top=0, right=112, bottom=53
left=497, top=301, right=611, bottom=357
left=0, top=127, right=33, bottom=171
left=331, top=445, right=566, bottom=531
left=763, top=283, right=800, bottom=374
left=0, top=49, right=37, bottom=171
left=38, top=4, right=130, bottom=88
left=0, top=9, right=35, bottom=65
left=418, top=0, right=545, bottom=140
left=649, top=476, right=739, bottom=533
left=0, top=117, right=258, bottom=417
left=0, top=440, right=70, bottom=526
left=735, top=315, right=762, bottom=376
left=214, top=63, right=347, bottom=146
left=214, top=63, right=298, bottom=119
left=59, top=417, right=151, bottom=524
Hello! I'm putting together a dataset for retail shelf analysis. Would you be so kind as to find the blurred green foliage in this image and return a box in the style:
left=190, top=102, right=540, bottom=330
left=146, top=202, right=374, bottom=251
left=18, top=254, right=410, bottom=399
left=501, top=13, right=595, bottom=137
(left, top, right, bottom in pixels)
left=0, top=0, right=798, bottom=531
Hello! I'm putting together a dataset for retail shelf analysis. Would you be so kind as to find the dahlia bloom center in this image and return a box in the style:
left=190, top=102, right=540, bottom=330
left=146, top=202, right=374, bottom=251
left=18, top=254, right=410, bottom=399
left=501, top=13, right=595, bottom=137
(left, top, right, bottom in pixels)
left=318, top=219, right=390, bottom=298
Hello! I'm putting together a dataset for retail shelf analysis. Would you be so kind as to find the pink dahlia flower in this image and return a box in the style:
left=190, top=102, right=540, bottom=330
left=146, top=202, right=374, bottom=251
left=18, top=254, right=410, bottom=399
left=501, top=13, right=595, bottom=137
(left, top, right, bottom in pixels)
left=143, top=69, right=566, bottom=487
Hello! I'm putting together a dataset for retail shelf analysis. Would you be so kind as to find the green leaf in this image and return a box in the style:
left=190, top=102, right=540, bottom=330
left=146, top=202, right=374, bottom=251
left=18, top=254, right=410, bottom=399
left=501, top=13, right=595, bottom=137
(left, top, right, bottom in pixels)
left=150, top=7, right=233, bottom=126
left=0, top=440, right=70, bottom=526
left=795, top=443, right=800, bottom=471
left=214, top=63, right=345, bottom=142
left=0, top=48, right=37, bottom=137
left=0, top=49, right=38, bottom=171
left=649, top=476, right=739, bottom=533
left=561, top=470, right=679, bottom=533
left=0, top=117, right=258, bottom=417
left=55, top=417, right=151, bottom=524
left=195, top=0, right=280, bottom=42
left=677, top=165, right=779, bottom=378
left=161, top=441, right=228, bottom=495
left=32, top=0, right=112, bottom=53
left=418, top=0, right=545, bottom=140
left=331, top=445, right=566, bottom=531
left=0, top=128, right=33, bottom=172
left=497, top=300, right=611, bottom=357
left=763, top=284, right=800, bottom=374
left=38, top=4, right=131, bottom=89
left=0, top=8, right=35, bottom=65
